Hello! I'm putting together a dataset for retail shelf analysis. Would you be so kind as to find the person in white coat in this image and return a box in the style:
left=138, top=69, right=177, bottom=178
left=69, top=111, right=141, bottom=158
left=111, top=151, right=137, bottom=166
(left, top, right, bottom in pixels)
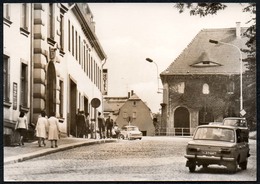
left=35, top=111, right=48, bottom=147
left=48, top=112, right=60, bottom=148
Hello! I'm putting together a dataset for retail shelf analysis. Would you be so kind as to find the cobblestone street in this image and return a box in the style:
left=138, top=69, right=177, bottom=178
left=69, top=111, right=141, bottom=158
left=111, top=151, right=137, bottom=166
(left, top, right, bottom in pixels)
left=4, top=137, right=257, bottom=181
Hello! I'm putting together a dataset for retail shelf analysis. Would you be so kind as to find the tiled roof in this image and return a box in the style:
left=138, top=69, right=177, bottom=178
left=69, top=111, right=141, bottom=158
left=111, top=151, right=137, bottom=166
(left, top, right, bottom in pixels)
left=161, top=27, right=248, bottom=76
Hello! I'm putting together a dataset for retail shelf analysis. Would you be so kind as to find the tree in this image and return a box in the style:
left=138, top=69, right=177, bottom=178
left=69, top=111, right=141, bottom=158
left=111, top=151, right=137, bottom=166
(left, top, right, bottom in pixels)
left=174, top=3, right=256, bottom=129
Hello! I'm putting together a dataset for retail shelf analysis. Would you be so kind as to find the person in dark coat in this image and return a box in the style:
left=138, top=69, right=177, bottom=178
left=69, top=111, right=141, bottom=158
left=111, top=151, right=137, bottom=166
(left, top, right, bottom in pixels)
left=76, top=110, right=86, bottom=138
left=97, top=112, right=105, bottom=139
left=105, top=116, right=113, bottom=138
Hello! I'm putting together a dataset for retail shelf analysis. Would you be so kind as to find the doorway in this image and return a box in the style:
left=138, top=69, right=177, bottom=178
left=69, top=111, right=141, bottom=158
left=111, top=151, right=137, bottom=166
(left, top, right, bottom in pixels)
left=69, top=79, right=77, bottom=137
left=174, top=107, right=190, bottom=135
left=46, top=62, right=56, bottom=117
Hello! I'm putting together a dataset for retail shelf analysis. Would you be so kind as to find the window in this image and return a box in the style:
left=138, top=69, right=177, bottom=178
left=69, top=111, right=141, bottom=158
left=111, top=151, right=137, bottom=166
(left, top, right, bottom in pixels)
left=59, top=10, right=65, bottom=52
left=48, top=3, right=54, bottom=39
left=75, top=31, right=78, bottom=60
left=202, top=83, right=210, bottom=94
left=68, top=20, right=70, bottom=52
left=21, top=3, right=28, bottom=30
left=4, top=4, right=10, bottom=20
left=72, top=26, right=74, bottom=56
left=173, top=82, right=185, bottom=94
left=123, top=112, right=128, bottom=119
left=133, top=101, right=136, bottom=106
left=3, top=56, right=10, bottom=102
left=20, top=63, right=28, bottom=107
left=79, top=36, right=81, bottom=64
left=59, top=80, right=64, bottom=117
left=133, top=112, right=137, bottom=119
left=227, top=82, right=235, bottom=94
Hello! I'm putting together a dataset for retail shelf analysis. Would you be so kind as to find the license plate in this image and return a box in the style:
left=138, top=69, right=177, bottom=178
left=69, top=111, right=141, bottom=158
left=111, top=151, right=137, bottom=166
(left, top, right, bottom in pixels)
left=202, top=151, right=217, bottom=155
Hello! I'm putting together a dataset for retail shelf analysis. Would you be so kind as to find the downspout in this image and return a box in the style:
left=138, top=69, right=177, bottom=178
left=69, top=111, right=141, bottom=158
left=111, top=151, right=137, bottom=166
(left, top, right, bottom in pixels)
left=30, top=3, right=34, bottom=127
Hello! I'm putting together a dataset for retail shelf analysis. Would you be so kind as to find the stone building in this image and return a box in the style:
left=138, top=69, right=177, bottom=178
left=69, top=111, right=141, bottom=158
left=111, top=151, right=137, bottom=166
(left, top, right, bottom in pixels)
left=3, top=3, right=107, bottom=144
left=160, top=23, right=248, bottom=136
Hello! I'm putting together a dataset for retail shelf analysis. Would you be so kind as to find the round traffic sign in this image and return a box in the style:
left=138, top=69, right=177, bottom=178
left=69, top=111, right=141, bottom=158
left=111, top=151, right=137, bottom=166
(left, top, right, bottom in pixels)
left=91, top=98, right=101, bottom=108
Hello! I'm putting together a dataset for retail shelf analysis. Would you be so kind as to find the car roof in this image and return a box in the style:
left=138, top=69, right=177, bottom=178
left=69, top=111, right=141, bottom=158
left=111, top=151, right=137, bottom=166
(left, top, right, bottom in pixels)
left=223, top=117, right=246, bottom=120
left=122, top=125, right=138, bottom=128
left=197, top=124, right=239, bottom=130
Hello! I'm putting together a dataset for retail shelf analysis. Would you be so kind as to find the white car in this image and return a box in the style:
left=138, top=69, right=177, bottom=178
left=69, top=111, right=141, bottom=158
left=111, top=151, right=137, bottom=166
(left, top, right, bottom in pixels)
left=118, top=125, right=142, bottom=140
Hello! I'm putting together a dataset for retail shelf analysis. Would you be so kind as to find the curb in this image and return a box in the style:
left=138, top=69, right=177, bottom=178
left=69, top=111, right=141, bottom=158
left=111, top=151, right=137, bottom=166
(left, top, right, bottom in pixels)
left=4, top=139, right=117, bottom=165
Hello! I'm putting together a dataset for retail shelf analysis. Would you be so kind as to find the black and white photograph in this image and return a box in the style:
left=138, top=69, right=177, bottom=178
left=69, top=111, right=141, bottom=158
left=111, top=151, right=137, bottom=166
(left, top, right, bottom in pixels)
left=3, top=2, right=257, bottom=182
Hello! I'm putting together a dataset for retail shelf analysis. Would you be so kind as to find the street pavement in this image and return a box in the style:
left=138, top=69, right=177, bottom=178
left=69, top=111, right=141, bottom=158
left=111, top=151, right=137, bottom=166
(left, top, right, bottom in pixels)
left=4, top=136, right=117, bottom=165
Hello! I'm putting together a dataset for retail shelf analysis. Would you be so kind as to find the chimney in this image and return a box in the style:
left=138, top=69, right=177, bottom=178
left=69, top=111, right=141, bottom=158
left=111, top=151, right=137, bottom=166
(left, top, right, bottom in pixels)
left=236, top=22, right=241, bottom=39
left=131, top=90, right=134, bottom=96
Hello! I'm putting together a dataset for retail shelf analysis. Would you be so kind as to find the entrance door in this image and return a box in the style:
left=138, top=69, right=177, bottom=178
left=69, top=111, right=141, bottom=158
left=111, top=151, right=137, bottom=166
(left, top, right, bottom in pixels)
left=69, top=79, right=77, bottom=137
left=84, top=97, right=89, bottom=114
left=174, top=107, right=190, bottom=135
left=46, top=62, right=56, bottom=117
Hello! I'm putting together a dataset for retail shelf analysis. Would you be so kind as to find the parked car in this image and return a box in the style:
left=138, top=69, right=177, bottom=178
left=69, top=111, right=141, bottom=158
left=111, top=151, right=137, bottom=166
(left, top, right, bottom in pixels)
left=184, top=124, right=250, bottom=173
left=118, top=125, right=142, bottom=140
left=223, top=117, right=247, bottom=127
left=223, top=117, right=249, bottom=142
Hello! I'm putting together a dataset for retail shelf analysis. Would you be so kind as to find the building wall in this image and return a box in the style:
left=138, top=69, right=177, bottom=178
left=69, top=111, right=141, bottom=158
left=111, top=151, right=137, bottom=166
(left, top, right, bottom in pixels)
left=162, top=74, right=240, bottom=135
left=3, top=3, right=106, bottom=143
left=115, top=100, right=154, bottom=136
left=3, top=4, right=32, bottom=143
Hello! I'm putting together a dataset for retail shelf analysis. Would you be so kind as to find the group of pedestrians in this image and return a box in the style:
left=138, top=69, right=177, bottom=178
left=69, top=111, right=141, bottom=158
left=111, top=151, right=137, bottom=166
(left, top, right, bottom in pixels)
left=97, top=113, right=119, bottom=139
left=15, top=111, right=60, bottom=148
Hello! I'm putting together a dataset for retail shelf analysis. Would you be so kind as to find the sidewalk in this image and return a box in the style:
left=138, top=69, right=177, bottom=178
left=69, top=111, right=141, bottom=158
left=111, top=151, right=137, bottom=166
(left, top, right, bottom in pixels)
left=4, top=137, right=117, bottom=165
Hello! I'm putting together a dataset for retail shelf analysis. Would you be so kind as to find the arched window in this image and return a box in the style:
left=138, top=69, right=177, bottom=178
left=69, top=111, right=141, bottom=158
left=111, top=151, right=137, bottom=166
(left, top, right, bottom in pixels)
left=202, top=83, right=209, bottom=94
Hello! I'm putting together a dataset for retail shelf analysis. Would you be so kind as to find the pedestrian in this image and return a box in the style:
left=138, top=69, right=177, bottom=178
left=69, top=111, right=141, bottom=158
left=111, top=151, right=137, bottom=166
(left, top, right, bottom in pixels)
left=113, top=122, right=120, bottom=138
left=97, top=112, right=105, bottom=139
left=15, top=111, right=28, bottom=146
left=47, top=112, right=60, bottom=148
left=85, top=112, right=90, bottom=138
left=76, top=110, right=86, bottom=138
left=35, top=111, right=48, bottom=147
left=105, top=116, right=113, bottom=138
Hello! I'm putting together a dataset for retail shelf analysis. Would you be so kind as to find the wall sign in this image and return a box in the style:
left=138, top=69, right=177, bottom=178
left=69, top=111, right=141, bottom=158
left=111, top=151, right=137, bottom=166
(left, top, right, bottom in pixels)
left=13, top=82, right=17, bottom=110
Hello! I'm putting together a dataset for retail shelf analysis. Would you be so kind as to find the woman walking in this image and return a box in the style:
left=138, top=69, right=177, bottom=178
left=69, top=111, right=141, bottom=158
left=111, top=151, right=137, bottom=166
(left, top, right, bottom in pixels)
left=15, top=111, right=28, bottom=146
left=48, top=112, right=60, bottom=148
left=35, top=111, right=48, bottom=147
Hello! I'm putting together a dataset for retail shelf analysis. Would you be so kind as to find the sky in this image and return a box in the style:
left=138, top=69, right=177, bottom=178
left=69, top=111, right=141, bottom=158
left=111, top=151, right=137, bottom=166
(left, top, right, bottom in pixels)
left=88, top=3, right=254, bottom=113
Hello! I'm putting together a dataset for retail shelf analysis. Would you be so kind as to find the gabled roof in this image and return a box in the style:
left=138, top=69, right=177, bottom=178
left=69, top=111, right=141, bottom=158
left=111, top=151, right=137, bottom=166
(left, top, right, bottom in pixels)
left=161, top=27, right=248, bottom=76
left=128, top=93, right=141, bottom=101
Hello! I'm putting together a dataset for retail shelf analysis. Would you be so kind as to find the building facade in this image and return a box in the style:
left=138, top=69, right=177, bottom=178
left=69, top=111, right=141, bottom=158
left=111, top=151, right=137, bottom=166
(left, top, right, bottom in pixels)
left=160, top=23, right=248, bottom=136
left=104, top=91, right=154, bottom=136
left=3, top=3, right=107, bottom=144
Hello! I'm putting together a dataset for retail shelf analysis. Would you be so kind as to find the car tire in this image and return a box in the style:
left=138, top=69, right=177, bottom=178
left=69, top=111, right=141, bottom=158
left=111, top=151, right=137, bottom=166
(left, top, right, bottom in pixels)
left=189, top=163, right=196, bottom=172
left=240, top=160, right=248, bottom=170
left=118, top=134, right=124, bottom=140
left=227, top=160, right=238, bottom=173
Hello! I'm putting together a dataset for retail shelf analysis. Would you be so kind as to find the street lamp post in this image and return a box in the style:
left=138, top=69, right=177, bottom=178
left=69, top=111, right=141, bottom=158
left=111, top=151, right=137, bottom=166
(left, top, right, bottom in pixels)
left=146, top=58, right=162, bottom=94
left=209, top=39, right=244, bottom=116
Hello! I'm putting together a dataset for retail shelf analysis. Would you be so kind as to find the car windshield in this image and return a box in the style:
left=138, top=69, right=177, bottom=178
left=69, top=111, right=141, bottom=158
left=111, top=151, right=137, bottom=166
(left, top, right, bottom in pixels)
left=194, top=127, right=235, bottom=142
left=127, top=127, right=139, bottom=131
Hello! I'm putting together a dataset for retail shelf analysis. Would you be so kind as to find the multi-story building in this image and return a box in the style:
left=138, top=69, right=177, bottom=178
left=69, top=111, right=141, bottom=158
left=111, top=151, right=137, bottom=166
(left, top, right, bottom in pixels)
left=160, top=23, right=249, bottom=136
left=3, top=3, right=107, bottom=145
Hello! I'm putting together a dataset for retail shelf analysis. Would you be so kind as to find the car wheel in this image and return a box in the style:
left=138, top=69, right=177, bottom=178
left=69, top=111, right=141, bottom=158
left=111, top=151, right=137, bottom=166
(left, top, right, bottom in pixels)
left=118, top=134, right=124, bottom=140
left=227, top=160, right=238, bottom=173
left=189, top=163, right=196, bottom=172
left=240, top=160, right=248, bottom=170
